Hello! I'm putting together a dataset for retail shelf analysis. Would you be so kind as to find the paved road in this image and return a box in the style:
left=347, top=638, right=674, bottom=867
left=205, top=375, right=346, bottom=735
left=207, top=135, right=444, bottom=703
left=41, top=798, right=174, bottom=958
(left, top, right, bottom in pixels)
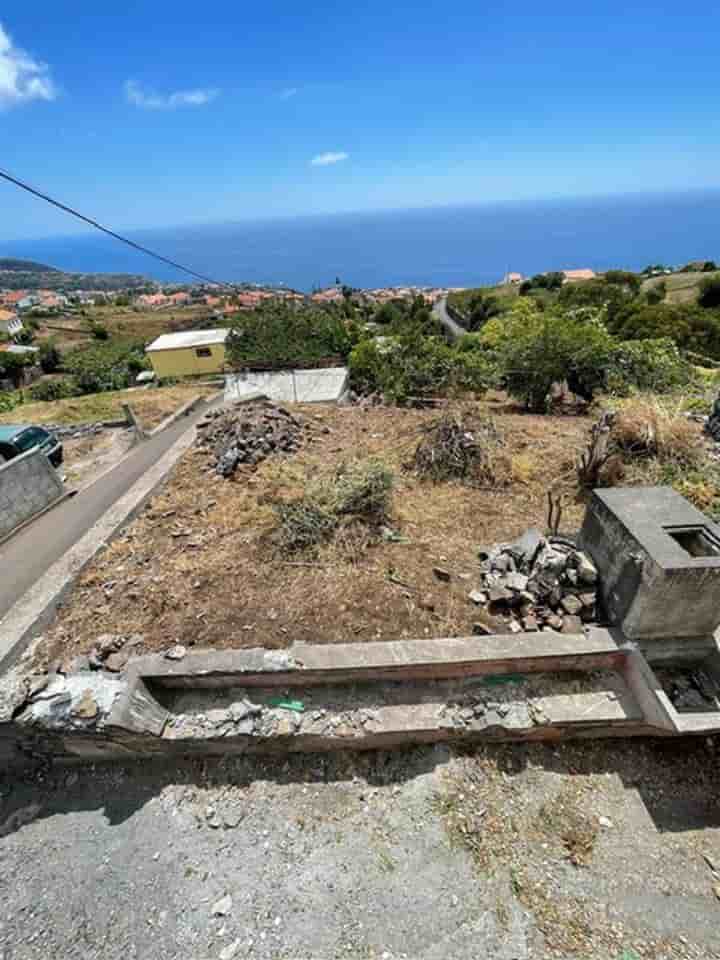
left=1, top=740, right=718, bottom=959
left=432, top=296, right=466, bottom=341
left=0, top=401, right=215, bottom=625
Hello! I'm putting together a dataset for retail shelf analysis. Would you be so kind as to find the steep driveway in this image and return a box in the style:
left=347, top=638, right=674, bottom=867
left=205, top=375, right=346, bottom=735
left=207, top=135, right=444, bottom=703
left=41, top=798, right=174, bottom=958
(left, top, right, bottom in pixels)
left=0, top=400, right=215, bottom=625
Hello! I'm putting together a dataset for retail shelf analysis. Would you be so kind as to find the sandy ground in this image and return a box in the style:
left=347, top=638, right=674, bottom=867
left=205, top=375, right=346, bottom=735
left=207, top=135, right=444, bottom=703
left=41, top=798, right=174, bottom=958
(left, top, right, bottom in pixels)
left=34, top=401, right=593, bottom=666
left=1, top=738, right=719, bottom=959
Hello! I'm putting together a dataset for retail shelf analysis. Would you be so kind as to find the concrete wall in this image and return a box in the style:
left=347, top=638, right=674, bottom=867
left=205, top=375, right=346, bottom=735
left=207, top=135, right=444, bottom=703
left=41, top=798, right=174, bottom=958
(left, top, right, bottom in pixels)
left=225, top=367, right=348, bottom=404
left=148, top=343, right=226, bottom=378
left=0, top=447, right=64, bottom=541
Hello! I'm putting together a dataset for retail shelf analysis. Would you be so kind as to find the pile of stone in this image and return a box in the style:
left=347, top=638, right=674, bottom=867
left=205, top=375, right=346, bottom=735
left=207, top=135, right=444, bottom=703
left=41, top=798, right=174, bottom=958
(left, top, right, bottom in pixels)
left=470, top=528, right=599, bottom=634
left=196, top=400, right=308, bottom=477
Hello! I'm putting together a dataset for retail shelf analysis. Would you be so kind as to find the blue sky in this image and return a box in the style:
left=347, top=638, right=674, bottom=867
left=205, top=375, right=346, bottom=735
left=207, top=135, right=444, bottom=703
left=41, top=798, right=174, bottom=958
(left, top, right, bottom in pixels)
left=1, top=1, right=719, bottom=241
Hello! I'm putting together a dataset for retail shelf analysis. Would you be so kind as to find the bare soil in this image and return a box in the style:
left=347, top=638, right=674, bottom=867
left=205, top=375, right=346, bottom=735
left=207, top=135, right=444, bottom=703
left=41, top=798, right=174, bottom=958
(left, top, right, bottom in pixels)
left=36, top=401, right=591, bottom=666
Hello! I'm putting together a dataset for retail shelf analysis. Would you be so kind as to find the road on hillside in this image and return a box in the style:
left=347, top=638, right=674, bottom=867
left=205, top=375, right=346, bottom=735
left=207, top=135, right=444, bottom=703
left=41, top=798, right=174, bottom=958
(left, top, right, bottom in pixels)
left=0, top=400, right=217, bottom=626
left=432, top=296, right=466, bottom=341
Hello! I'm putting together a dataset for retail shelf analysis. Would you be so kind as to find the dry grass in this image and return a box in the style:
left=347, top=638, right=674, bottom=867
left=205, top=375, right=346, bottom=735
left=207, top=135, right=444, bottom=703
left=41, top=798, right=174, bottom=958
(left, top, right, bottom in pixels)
left=34, top=402, right=593, bottom=664
left=0, top=384, right=216, bottom=431
left=612, top=398, right=704, bottom=466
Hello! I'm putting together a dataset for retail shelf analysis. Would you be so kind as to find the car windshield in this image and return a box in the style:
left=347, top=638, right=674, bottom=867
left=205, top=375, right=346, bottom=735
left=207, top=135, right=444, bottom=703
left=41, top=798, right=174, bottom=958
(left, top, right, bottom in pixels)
left=14, top=428, right=47, bottom=453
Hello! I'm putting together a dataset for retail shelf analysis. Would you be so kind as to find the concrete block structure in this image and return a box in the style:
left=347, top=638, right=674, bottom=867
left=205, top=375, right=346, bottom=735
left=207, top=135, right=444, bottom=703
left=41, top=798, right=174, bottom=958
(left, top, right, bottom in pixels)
left=580, top=487, right=720, bottom=644
left=0, top=447, right=65, bottom=541
left=146, top=329, right=228, bottom=378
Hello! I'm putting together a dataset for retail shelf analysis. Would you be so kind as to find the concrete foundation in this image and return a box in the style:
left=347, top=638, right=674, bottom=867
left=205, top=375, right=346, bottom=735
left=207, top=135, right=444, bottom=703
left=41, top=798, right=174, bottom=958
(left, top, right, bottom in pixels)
left=580, top=488, right=720, bottom=651
left=0, top=447, right=64, bottom=541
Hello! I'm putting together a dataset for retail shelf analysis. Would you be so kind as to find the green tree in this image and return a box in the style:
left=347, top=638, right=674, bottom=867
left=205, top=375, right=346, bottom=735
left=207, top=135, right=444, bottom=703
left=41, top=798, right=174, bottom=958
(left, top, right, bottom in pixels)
left=0, top=352, right=31, bottom=389
left=698, top=277, right=720, bottom=309
left=38, top=338, right=61, bottom=373
left=466, top=293, right=501, bottom=331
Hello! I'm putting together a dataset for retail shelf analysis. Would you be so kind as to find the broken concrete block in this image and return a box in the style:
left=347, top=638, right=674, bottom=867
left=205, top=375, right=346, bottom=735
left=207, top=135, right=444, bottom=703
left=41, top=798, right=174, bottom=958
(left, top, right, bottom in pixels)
left=468, top=589, right=487, bottom=605
left=561, top=615, right=584, bottom=634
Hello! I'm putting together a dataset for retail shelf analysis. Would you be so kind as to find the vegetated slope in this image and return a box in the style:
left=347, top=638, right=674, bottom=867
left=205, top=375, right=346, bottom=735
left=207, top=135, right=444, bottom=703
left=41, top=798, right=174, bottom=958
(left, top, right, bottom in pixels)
left=0, top=258, right=58, bottom=273
left=0, top=262, right=150, bottom=292
left=641, top=270, right=720, bottom=304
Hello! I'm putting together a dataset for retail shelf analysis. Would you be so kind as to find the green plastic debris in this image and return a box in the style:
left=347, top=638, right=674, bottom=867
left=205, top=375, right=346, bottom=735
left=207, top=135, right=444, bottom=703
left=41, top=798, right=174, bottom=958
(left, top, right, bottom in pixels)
left=482, top=674, right=525, bottom=686
left=620, top=950, right=641, bottom=960
left=268, top=697, right=305, bottom=713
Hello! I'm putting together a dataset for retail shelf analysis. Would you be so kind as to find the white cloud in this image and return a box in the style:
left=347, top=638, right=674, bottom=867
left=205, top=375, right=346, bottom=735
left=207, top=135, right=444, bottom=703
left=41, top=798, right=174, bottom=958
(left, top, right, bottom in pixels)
left=311, top=151, right=349, bottom=167
left=125, top=79, right=219, bottom=110
left=0, top=23, right=56, bottom=109
left=279, top=87, right=298, bottom=99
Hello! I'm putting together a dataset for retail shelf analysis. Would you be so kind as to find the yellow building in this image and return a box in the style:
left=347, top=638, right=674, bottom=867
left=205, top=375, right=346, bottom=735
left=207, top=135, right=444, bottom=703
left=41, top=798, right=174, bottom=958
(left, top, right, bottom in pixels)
left=145, top=329, right=229, bottom=378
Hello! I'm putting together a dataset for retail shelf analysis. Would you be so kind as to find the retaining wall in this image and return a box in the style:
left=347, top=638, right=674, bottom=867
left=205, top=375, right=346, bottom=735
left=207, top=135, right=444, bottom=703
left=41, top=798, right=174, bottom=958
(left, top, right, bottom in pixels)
left=0, top=448, right=64, bottom=541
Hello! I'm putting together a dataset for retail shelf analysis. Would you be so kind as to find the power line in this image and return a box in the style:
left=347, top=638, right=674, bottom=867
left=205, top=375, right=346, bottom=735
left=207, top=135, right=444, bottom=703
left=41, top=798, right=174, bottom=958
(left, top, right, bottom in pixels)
left=0, top=166, right=233, bottom=288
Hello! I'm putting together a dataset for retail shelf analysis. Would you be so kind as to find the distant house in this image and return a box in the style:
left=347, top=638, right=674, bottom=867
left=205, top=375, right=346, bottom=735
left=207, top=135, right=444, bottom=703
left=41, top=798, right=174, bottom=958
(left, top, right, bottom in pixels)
left=136, top=293, right=170, bottom=309
left=311, top=288, right=344, bottom=304
left=145, top=329, right=229, bottom=378
left=0, top=309, right=23, bottom=338
left=561, top=269, right=596, bottom=283
left=168, top=291, right=191, bottom=306
left=502, top=272, right=524, bottom=285
left=16, top=295, right=39, bottom=311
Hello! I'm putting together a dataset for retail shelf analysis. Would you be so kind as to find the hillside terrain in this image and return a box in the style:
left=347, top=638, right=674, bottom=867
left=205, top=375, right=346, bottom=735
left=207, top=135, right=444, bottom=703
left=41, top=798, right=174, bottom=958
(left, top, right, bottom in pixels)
left=0, top=257, right=149, bottom=291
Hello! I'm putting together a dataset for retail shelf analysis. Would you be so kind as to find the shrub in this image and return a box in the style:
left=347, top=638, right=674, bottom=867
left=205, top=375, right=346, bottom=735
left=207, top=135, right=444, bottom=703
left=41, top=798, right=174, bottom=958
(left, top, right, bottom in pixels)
left=62, top=340, right=147, bottom=394
left=0, top=391, right=19, bottom=413
left=0, top=352, right=31, bottom=388
left=610, top=302, right=720, bottom=359
left=38, top=339, right=61, bottom=374
left=605, top=338, right=692, bottom=395
left=272, top=458, right=394, bottom=555
left=227, top=303, right=351, bottom=368
left=28, top=377, right=79, bottom=402
left=498, top=313, right=615, bottom=411
left=348, top=335, right=492, bottom=404
left=698, top=277, right=720, bottom=309
left=90, top=322, right=109, bottom=340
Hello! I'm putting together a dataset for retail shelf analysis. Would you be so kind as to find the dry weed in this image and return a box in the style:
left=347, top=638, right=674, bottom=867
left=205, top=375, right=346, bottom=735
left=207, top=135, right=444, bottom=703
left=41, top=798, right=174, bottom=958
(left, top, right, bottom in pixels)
left=612, top=398, right=703, bottom=466
left=411, top=408, right=508, bottom=485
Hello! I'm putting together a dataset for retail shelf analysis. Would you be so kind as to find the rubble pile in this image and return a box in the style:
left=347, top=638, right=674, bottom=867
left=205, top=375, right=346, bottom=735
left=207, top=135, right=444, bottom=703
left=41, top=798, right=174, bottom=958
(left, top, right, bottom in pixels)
left=196, top=400, right=308, bottom=477
left=470, top=528, right=599, bottom=634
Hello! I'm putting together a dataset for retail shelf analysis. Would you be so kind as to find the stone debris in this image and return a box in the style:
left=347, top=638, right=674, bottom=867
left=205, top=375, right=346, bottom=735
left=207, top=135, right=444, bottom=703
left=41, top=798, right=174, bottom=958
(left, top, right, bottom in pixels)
left=211, top=894, right=233, bottom=917
left=83, top=633, right=144, bottom=674
left=196, top=399, right=310, bottom=477
left=470, top=528, right=598, bottom=634
left=165, top=644, right=187, bottom=661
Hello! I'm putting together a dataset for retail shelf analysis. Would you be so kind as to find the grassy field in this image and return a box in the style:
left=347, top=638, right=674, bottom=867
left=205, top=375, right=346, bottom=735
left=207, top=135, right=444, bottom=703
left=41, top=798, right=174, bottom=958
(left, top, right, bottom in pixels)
left=640, top=270, right=720, bottom=305
left=0, top=383, right=216, bottom=430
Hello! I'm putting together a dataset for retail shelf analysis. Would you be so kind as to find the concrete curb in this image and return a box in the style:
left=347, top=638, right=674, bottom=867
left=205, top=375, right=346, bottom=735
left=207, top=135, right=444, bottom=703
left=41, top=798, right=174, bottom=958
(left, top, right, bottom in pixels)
left=6, top=629, right=712, bottom=767
left=0, top=417, right=203, bottom=672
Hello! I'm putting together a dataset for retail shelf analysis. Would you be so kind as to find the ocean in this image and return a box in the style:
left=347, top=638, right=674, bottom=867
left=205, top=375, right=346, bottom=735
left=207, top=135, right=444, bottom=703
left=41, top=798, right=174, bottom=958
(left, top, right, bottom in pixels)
left=2, top=190, right=719, bottom=291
